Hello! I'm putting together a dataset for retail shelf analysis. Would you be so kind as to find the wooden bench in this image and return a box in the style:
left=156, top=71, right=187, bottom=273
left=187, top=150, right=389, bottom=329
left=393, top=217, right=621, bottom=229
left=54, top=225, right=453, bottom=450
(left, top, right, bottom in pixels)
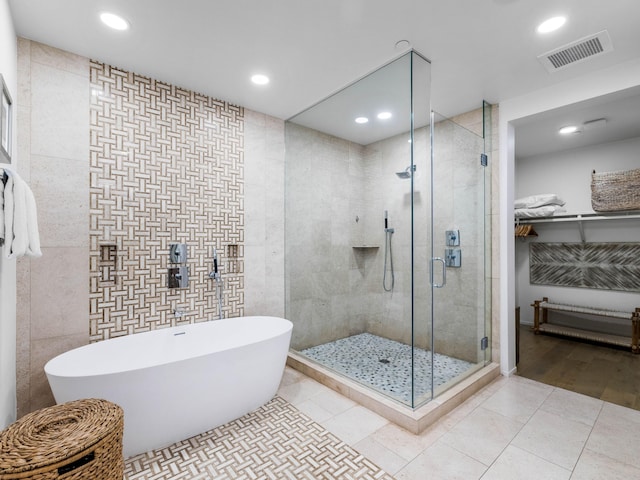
left=532, top=296, right=640, bottom=354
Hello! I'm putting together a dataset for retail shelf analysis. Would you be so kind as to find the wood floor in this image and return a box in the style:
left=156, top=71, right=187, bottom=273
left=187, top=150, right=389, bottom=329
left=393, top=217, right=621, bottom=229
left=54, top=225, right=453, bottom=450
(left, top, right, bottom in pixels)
left=516, top=324, right=640, bottom=410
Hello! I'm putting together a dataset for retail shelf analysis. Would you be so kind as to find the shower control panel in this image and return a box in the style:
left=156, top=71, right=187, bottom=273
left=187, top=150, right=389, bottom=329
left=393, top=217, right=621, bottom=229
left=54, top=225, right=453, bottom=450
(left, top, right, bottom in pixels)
left=168, top=266, right=189, bottom=288
left=445, top=230, right=460, bottom=246
left=169, top=243, right=188, bottom=263
left=445, top=248, right=461, bottom=268
left=168, top=243, right=189, bottom=288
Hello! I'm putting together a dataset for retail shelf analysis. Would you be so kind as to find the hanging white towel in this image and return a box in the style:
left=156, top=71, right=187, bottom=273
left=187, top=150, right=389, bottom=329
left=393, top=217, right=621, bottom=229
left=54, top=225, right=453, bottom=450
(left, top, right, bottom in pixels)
left=2, top=170, right=13, bottom=252
left=0, top=172, right=5, bottom=245
left=2, top=167, right=42, bottom=258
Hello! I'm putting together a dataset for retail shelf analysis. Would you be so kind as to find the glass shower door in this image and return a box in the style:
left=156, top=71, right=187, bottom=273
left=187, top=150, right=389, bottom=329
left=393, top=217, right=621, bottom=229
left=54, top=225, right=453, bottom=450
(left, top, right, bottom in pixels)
left=417, top=112, right=488, bottom=405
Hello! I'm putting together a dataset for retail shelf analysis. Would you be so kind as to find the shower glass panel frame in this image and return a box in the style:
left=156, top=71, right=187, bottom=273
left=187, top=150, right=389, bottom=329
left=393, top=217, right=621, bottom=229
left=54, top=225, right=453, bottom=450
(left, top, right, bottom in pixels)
left=284, top=50, right=490, bottom=410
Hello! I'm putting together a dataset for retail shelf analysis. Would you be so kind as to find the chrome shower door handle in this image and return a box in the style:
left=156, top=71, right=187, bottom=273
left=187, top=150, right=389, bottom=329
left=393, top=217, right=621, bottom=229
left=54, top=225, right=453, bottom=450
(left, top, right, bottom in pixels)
left=431, top=257, right=446, bottom=288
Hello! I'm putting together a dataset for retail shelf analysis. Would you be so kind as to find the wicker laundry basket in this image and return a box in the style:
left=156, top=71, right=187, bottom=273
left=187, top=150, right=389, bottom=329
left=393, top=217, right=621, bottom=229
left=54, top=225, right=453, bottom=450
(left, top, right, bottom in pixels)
left=0, top=399, right=123, bottom=480
left=591, top=168, right=640, bottom=212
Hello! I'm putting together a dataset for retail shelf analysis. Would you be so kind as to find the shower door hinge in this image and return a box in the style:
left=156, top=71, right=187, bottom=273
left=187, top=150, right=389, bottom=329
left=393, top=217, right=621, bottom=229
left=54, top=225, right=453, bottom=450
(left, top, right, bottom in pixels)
left=480, top=153, right=488, bottom=167
left=480, top=336, right=489, bottom=350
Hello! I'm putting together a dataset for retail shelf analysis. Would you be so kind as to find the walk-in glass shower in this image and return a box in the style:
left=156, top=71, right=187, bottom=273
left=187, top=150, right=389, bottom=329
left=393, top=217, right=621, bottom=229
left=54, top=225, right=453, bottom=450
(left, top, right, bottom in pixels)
left=284, top=50, right=491, bottom=409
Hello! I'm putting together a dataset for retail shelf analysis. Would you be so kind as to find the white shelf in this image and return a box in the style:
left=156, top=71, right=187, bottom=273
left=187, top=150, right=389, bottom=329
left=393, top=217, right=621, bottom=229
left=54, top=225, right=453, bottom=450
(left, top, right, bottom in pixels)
left=519, top=212, right=640, bottom=224
left=514, top=212, right=640, bottom=242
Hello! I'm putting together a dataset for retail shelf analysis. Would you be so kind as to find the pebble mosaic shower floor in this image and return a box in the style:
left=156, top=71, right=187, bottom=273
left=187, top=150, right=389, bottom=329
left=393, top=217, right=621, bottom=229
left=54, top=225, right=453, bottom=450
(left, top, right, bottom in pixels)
left=301, top=333, right=474, bottom=404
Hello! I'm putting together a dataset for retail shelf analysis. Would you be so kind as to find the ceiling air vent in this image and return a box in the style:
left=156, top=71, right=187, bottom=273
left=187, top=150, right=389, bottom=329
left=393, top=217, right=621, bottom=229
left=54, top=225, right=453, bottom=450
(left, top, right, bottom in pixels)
left=538, top=30, right=613, bottom=72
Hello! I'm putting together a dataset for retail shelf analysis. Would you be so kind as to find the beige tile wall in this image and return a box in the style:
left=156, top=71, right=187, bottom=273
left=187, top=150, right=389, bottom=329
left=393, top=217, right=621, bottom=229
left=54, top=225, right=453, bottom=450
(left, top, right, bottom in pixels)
left=89, top=61, right=244, bottom=341
left=284, top=123, right=370, bottom=350
left=16, top=39, right=90, bottom=415
left=244, top=110, right=285, bottom=317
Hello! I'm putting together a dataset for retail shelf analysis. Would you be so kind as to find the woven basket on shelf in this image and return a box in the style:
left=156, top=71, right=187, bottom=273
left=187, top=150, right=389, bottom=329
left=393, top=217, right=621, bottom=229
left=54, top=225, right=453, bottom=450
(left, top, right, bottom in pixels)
left=591, top=168, right=640, bottom=212
left=0, top=398, right=123, bottom=480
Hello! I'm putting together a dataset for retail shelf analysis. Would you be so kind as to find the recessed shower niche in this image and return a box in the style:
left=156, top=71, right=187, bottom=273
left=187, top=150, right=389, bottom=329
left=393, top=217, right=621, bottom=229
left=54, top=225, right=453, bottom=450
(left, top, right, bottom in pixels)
left=284, top=50, right=496, bottom=430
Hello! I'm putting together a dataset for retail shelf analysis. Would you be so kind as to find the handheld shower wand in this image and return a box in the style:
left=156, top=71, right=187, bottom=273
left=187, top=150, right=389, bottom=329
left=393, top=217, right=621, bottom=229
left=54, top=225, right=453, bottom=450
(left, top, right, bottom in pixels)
left=209, top=248, right=220, bottom=280
left=209, top=248, right=223, bottom=319
left=384, top=210, right=394, bottom=233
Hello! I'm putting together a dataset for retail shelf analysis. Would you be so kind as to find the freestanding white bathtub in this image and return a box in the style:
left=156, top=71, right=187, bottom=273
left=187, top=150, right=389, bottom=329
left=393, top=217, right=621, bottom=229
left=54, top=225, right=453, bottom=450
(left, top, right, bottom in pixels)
left=45, top=316, right=293, bottom=458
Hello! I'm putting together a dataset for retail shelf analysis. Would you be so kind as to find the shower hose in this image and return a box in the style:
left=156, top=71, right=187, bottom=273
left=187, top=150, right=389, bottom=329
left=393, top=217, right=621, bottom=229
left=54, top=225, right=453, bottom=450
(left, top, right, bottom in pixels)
left=383, top=228, right=394, bottom=292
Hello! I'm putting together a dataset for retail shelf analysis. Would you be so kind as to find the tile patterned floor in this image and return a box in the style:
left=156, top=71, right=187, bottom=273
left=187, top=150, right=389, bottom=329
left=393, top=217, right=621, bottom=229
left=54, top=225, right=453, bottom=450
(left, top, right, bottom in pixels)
left=124, top=367, right=640, bottom=479
left=124, top=395, right=394, bottom=480
left=301, top=333, right=474, bottom=403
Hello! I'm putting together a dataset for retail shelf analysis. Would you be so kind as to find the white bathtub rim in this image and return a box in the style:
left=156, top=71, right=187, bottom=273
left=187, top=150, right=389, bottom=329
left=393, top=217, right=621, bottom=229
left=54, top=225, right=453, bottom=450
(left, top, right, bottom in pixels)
left=45, top=316, right=292, bottom=378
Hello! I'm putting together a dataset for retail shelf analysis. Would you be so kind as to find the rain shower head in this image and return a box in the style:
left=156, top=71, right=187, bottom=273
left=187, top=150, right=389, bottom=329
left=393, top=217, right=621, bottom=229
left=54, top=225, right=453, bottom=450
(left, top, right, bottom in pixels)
left=395, top=165, right=415, bottom=179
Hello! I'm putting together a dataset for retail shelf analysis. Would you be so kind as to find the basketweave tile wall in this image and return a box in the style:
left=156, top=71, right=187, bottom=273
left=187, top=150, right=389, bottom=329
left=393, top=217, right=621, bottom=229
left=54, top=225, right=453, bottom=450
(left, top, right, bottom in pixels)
left=89, top=61, right=244, bottom=342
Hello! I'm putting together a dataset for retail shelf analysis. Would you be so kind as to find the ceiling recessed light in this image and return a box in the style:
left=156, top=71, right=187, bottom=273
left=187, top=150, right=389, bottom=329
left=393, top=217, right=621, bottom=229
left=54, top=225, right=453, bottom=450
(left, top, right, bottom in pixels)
left=355, top=117, right=369, bottom=124
left=100, top=12, right=129, bottom=31
left=559, top=125, right=579, bottom=135
left=537, top=16, right=566, bottom=34
left=251, top=74, right=270, bottom=85
left=377, top=112, right=392, bottom=120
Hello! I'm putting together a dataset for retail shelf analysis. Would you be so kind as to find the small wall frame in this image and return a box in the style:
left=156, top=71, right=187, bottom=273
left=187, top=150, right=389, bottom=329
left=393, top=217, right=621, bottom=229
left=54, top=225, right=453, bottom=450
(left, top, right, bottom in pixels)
left=0, top=73, right=12, bottom=164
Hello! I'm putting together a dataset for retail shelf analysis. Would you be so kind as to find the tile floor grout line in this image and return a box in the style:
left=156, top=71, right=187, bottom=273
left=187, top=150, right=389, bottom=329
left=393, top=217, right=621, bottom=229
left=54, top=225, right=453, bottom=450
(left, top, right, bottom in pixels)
left=568, top=399, right=605, bottom=477
left=447, top=378, right=531, bottom=478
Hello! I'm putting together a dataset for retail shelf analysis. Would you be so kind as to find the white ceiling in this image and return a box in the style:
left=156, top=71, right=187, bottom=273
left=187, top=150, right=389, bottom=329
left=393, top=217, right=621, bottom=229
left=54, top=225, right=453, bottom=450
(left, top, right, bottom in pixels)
left=514, top=84, right=640, bottom=158
left=8, top=0, right=640, bottom=154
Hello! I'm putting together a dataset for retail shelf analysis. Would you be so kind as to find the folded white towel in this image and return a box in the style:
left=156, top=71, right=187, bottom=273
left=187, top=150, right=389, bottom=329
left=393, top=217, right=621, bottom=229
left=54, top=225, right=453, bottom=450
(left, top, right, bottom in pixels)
left=2, top=167, right=42, bottom=258
left=514, top=205, right=567, bottom=218
left=514, top=193, right=565, bottom=209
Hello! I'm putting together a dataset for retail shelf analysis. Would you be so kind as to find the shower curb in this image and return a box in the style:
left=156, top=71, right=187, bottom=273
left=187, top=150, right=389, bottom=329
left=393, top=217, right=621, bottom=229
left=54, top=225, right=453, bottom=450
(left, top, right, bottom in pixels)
left=287, top=351, right=501, bottom=434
